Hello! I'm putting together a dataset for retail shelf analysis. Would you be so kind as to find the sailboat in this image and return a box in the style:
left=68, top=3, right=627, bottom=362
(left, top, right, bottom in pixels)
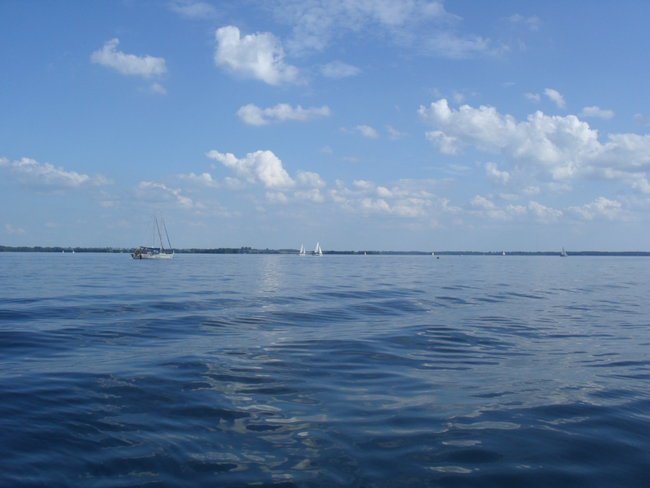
left=132, top=217, right=174, bottom=260
left=313, top=242, right=323, bottom=256
left=298, top=244, right=306, bottom=256
left=560, top=247, right=568, bottom=257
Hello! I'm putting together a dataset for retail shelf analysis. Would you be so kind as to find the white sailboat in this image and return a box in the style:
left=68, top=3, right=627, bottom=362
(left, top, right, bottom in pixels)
left=132, top=217, right=174, bottom=260
left=314, top=242, right=323, bottom=256
left=560, top=247, right=568, bottom=257
left=299, top=244, right=306, bottom=256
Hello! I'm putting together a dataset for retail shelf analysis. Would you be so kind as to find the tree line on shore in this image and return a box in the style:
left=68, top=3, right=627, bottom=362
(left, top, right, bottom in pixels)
left=2, top=246, right=650, bottom=256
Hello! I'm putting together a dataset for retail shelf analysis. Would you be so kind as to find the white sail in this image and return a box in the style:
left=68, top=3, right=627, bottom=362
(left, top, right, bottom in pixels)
left=314, top=242, right=323, bottom=256
left=299, top=244, right=306, bottom=256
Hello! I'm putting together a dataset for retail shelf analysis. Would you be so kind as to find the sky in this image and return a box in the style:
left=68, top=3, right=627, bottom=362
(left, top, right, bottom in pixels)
left=2, top=0, right=650, bottom=251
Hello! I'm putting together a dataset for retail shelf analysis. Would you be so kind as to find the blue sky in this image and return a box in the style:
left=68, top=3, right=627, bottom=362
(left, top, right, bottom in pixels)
left=2, top=0, right=650, bottom=251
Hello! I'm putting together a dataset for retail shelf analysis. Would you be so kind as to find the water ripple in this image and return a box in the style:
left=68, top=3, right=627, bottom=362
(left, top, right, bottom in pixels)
left=1, top=254, right=650, bottom=486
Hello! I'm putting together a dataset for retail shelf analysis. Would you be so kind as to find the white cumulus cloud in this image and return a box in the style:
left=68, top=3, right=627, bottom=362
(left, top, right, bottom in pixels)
left=528, top=201, right=562, bottom=222
left=207, top=149, right=295, bottom=188
left=330, top=178, right=441, bottom=218
left=91, top=38, right=166, bottom=78
left=353, top=125, right=379, bottom=139
left=544, top=88, right=566, bottom=109
left=214, top=26, right=299, bottom=85
left=0, top=157, right=109, bottom=188
left=137, top=181, right=194, bottom=209
left=525, top=92, right=541, bottom=103
left=237, top=103, right=330, bottom=126
left=425, top=130, right=459, bottom=154
left=178, top=172, right=219, bottom=188
left=581, top=106, right=615, bottom=120
left=418, top=98, right=650, bottom=191
left=569, top=197, right=622, bottom=220
left=296, top=170, right=326, bottom=188
left=485, top=162, right=510, bottom=185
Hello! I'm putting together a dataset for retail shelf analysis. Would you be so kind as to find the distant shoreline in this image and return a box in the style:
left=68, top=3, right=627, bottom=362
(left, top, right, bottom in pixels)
left=2, top=246, right=650, bottom=256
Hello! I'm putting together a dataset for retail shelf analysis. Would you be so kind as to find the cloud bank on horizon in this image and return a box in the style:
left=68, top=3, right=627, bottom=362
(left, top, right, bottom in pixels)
left=1, top=0, right=650, bottom=250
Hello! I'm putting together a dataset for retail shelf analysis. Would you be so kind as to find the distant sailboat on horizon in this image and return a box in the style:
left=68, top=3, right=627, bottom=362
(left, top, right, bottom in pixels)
left=299, top=244, right=306, bottom=256
left=314, top=242, right=323, bottom=256
left=560, top=247, right=568, bottom=257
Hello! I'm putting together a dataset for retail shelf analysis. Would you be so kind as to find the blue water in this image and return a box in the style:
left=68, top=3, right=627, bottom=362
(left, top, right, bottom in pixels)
left=1, top=253, right=650, bottom=487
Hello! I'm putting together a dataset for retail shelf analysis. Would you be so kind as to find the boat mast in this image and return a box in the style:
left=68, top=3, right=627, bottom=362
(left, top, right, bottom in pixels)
left=162, top=219, right=172, bottom=251
left=155, top=217, right=165, bottom=252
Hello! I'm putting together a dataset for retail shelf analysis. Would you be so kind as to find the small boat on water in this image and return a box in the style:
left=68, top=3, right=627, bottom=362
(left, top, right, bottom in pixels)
left=560, top=247, right=568, bottom=257
left=299, top=244, right=306, bottom=256
left=313, top=242, right=323, bottom=256
left=132, top=218, right=174, bottom=260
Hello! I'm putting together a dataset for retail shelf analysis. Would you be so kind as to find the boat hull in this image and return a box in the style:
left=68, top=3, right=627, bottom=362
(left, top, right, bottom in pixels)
left=131, top=246, right=174, bottom=260
left=131, top=252, right=174, bottom=260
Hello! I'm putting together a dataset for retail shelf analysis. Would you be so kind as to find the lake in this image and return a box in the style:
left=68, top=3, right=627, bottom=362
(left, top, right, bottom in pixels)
left=1, top=253, right=649, bottom=487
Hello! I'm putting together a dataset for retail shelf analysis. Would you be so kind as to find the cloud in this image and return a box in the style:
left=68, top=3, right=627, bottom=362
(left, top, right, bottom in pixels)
left=275, top=0, right=453, bottom=53
left=507, top=14, right=541, bottom=31
left=634, top=113, right=650, bottom=127
left=471, top=194, right=498, bottom=210
left=469, top=195, right=563, bottom=222
left=91, top=38, right=166, bottom=78
left=272, top=0, right=499, bottom=59
left=346, top=125, right=379, bottom=139
left=0, top=157, right=109, bottom=189
left=150, top=82, right=167, bottom=95
left=207, top=149, right=295, bottom=188
left=237, top=103, right=330, bottom=125
left=4, top=224, right=25, bottom=235
left=266, top=191, right=289, bottom=204
left=168, top=0, right=218, bottom=19
left=418, top=98, right=650, bottom=191
left=528, top=201, right=562, bottom=222
left=569, top=197, right=622, bottom=220
left=424, top=32, right=501, bottom=59
left=214, top=26, right=299, bottom=85
left=425, top=130, right=459, bottom=154
left=329, top=178, right=444, bottom=218
left=544, top=88, right=566, bottom=109
left=137, top=181, right=194, bottom=208
left=320, top=61, right=361, bottom=79
left=581, top=106, right=615, bottom=120
left=178, top=172, right=219, bottom=188
left=296, top=170, right=326, bottom=188
left=485, top=162, right=510, bottom=185
left=294, top=188, right=325, bottom=203
left=525, top=92, right=541, bottom=103
left=387, top=126, right=407, bottom=140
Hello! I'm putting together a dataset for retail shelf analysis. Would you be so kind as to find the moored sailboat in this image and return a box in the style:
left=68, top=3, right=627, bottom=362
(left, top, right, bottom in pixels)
left=132, top=218, right=174, bottom=260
